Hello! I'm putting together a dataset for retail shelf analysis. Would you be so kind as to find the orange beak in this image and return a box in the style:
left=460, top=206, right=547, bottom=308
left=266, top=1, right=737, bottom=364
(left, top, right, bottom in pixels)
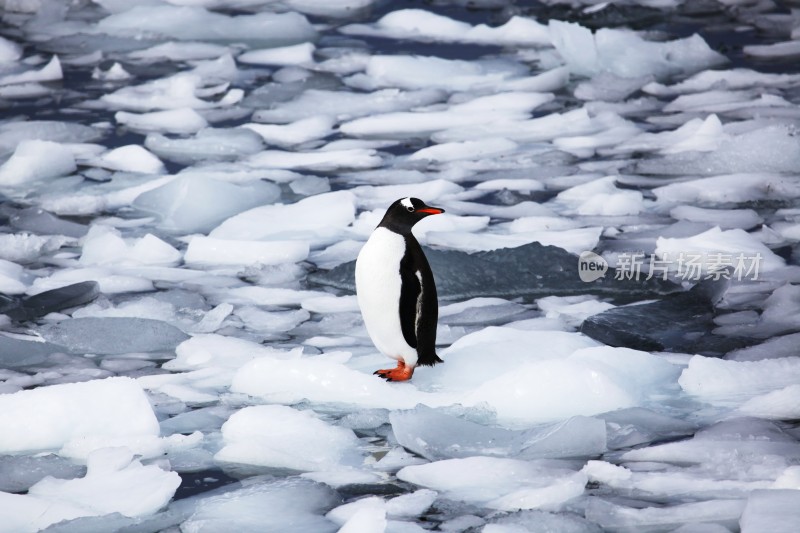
left=418, top=207, right=445, bottom=215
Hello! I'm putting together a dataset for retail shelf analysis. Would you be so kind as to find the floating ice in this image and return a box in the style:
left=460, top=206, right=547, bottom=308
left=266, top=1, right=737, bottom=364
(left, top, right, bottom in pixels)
left=484, top=510, right=602, bottom=533
left=276, top=0, right=374, bottom=18
left=0, top=259, right=26, bottom=295
left=0, top=377, right=158, bottom=454
left=0, top=56, right=62, bottom=86
left=341, top=9, right=550, bottom=46
left=618, top=418, right=800, bottom=500
left=89, top=145, right=164, bottom=174
left=80, top=225, right=181, bottom=267
left=236, top=306, right=311, bottom=334
left=36, top=317, right=190, bottom=355
left=599, top=407, right=696, bottom=450
left=164, top=334, right=297, bottom=376
left=0, top=233, right=73, bottom=263
left=723, top=283, right=800, bottom=340
left=438, top=297, right=529, bottom=326
left=132, top=175, right=280, bottom=234
left=179, top=478, right=339, bottom=533
left=584, top=498, right=745, bottom=532
left=726, top=332, right=800, bottom=362
left=654, top=173, right=800, bottom=205
left=409, top=138, right=518, bottom=163
left=92, top=61, right=131, bottom=81
left=126, top=41, right=232, bottom=62
left=574, top=71, right=654, bottom=102
left=145, top=127, right=264, bottom=164
left=740, top=489, right=800, bottom=533
left=185, top=236, right=309, bottom=267
left=413, top=327, right=598, bottom=393
left=643, top=68, right=800, bottom=96
left=238, top=42, right=315, bottom=66
left=0, top=36, right=22, bottom=62
left=554, top=176, right=643, bottom=216
left=670, top=205, right=762, bottom=230
left=549, top=20, right=726, bottom=80
left=210, top=190, right=356, bottom=243
left=0, top=455, right=85, bottom=494
left=326, top=489, right=436, bottom=529
left=737, top=385, right=800, bottom=420
left=744, top=40, right=800, bottom=59
left=397, top=457, right=587, bottom=512
left=432, top=107, right=616, bottom=144
left=0, top=448, right=179, bottom=532
left=0, top=120, right=102, bottom=158
left=95, top=6, right=317, bottom=46
left=612, top=114, right=727, bottom=155
left=242, top=116, right=334, bottom=147
left=536, top=295, right=614, bottom=328
left=100, top=73, right=243, bottom=112
left=637, top=125, right=800, bottom=175
left=662, top=89, right=792, bottom=114
left=252, top=88, right=445, bottom=124
left=0, top=140, right=76, bottom=186
left=230, top=355, right=444, bottom=411
left=247, top=148, right=382, bottom=171
left=231, top=327, right=677, bottom=425
left=655, top=227, right=785, bottom=274
left=390, top=405, right=606, bottom=461
left=347, top=54, right=529, bottom=92
left=27, top=267, right=155, bottom=296
left=8, top=206, right=88, bottom=238
left=460, top=345, right=680, bottom=426
left=215, top=405, right=361, bottom=472
left=115, top=108, right=209, bottom=134
left=680, top=356, right=800, bottom=404
left=342, top=92, right=552, bottom=138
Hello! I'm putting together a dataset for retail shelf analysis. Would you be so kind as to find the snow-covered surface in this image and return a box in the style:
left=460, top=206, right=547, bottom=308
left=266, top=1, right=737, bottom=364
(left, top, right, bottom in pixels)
left=1, top=1, right=800, bottom=531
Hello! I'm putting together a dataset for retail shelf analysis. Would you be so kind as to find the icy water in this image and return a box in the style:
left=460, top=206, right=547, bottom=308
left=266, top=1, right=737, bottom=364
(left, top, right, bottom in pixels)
left=2, top=0, right=800, bottom=532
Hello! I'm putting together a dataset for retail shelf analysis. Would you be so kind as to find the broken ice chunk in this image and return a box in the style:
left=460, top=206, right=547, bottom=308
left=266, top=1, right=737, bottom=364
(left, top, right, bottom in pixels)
left=35, top=317, right=190, bottom=355
left=397, top=456, right=587, bottom=512
left=390, top=405, right=606, bottom=461
left=132, top=175, right=280, bottom=234
left=115, top=108, right=208, bottom=134
left=549, top=20, right=726, bottom=80
left=739, top=489, right=800, bottom=533
left=0, top=140, right=76, bottom=187
left=215, top=405, right=362, bottom=472
left=144, top=128, right=264, bottom=165
left=0, top=377, right=159, bottom=454
left=95, top=6, right=317, bottom=47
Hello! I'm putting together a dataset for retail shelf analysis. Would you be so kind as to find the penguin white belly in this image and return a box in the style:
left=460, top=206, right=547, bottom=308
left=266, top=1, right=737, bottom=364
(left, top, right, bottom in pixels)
left=355, top=227, right=418, bottom=367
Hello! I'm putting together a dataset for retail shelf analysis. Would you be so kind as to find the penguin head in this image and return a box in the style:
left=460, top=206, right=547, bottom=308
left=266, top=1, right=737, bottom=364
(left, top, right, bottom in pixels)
left=378, top=197, right=445, bottom=234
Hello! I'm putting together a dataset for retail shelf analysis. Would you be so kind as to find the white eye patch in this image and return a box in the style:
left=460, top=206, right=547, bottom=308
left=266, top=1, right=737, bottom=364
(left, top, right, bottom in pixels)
left=400, top=197, right=414, bottom=209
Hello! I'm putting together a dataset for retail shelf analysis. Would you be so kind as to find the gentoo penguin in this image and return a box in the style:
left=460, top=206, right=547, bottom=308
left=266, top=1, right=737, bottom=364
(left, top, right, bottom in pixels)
left=356, top=197, right=445, bottom=381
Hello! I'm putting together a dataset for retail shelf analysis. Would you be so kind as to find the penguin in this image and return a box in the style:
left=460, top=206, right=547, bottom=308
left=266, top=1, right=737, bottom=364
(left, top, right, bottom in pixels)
left=355, top=197, right=445, bottom=381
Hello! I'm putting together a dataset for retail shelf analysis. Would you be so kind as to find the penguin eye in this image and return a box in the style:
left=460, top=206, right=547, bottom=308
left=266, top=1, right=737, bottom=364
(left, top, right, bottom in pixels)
left=406, top=206, right=415, bottom=212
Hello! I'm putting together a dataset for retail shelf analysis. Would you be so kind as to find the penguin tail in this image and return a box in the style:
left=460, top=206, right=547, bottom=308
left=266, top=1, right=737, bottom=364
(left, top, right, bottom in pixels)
left=417, top=352, right=443, bottom=366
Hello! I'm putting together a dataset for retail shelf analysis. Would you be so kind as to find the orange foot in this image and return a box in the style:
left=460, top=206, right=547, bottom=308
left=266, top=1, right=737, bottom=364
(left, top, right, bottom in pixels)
left=374, top=361, right=414, bottom=382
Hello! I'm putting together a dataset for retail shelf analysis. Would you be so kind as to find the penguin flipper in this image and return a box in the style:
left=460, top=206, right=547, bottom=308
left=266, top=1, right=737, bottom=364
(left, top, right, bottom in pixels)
left=398, top=264, right=421, bottom=350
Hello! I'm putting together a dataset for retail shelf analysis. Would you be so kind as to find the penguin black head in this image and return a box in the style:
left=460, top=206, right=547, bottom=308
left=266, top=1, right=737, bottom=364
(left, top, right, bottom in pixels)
left=378, top=197, right=445, bottom=234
